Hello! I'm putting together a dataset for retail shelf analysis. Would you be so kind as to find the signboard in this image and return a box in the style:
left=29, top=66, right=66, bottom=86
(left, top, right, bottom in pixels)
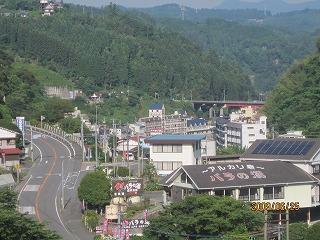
left=105, top=204, right=119, bottom=220
left=15, top=117, right=25, bottom=134
left=112, top=179, right=143, bottom=197
left=122, top=219, right=150, bottom=229
left=95, top=225, right=103, bottom=234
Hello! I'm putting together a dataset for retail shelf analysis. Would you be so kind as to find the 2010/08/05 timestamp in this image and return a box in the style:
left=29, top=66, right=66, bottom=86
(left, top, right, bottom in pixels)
left=251, top=202, right=300, bottom=211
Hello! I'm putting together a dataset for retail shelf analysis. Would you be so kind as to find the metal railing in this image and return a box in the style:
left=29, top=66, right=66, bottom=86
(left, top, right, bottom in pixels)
left=26, top=122, right=83, bottom=157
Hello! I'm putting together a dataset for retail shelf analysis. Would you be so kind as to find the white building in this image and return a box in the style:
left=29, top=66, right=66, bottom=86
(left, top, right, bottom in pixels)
left=145, top=134, right=205, bottom=175
left=148, top=103, right=165, bottom=118
left=161, top=161, right=320, bottom=223
left=216, top=107, right=267, bottom=149
left=279, top=130, right=305, bottom=139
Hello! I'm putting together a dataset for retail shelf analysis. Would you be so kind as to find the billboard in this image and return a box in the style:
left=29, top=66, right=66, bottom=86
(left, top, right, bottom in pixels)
left=112, top=178, right=143, bottom=197
left=15, top=117, right=25, bottom=134
left=122, top=219, right=150, bottom=229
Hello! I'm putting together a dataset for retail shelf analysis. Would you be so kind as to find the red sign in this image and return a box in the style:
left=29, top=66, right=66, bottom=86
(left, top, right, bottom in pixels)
left=112, top=179, right=143, bottom=197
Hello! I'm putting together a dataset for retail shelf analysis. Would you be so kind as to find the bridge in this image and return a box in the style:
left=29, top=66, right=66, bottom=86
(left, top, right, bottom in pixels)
left=191, top=100, right=265, bottom=111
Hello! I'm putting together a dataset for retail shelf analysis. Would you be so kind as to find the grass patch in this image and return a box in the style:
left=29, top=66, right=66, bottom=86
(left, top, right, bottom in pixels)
left=13, top=62, right=74, bottom=88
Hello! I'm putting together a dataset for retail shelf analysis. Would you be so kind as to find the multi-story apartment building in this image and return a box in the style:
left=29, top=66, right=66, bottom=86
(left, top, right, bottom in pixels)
left=0, top=127, right=21, bottom=169
left=216, top=107, right=267, bottom=149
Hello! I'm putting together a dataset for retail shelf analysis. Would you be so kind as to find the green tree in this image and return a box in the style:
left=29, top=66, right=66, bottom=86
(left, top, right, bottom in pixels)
left=110, top=166, right=129, bottom=177
left=143, top=195, right=264, bottom=240
left=78, top=170, right=112, bottom=210
left=59, top=117, right=82, bottom=134
left=84, top=210, right=101, bottom=231
left=306, top=222, right=320, bottom=240
left=44, top=97, right=73, bottom=123
left=143, top=160, right=158, bottom=183
left=287, top=222, right=308, bottom=240
left=217, top=145, right=246, bottom=155
left=0, top=187, right=61, bottom=239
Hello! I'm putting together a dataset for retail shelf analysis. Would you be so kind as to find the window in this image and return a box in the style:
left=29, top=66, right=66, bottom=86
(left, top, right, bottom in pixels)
left=263, top=187, right=273, bottom=200
left=181, top=172, right=187, bottom=183
left=172, top=145, right=182, bottom=153
left=8, top=139, right=15, bottom=145
left=153, top=145, right=162, bottom=153
left=225, top=189, right=235, bottom=198
left=247, top=127, right=254, bottom=130
left=249, top=188, right=260, bottom=201
left=163, top=145, right=172, bottom=153
left=249, top=134, right=255, bottom=137
left=238, top=188, right=249, bottom=201
left=274, top=186, right=284, bottom=199
left=314, top=165, right=320, bottom=174
left=215, top=190, right=224, bottom=196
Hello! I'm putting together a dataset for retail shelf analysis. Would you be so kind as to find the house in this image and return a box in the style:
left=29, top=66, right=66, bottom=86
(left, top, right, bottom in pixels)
left=0, top=127, right=21, bottom=169
left=160, top=161, right=320, bottom=222
left=145, top=134, right=205, bottom=175
left=0, top=174, right=15, bottom=189
left=216, top=106, right=267, bottom=149
left=149, top=103, right=165, bottom=118
left=240, top=138, right=320, bottom=175
left=279, top=131, right=305, bottom=139
left=186, top=118, right=214, bottom=136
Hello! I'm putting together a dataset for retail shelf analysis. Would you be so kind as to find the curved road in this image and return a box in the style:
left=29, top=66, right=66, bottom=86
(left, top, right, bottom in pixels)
left=18, top=130, right=93, bottom=240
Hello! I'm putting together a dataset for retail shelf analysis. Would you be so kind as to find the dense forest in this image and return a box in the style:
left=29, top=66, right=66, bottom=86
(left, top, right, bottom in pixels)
left=0, top=4, right=253, bottom=101
left=140, top=4, right=319, bottom=90
left=264, top=39, right=320, bottom=137
left=157, top=18, right=316, bottom=90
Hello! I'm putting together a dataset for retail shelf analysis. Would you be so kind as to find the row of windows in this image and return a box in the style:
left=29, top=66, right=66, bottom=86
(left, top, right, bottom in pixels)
left=153, top=144, right=182, bottom=153
left=0, top=140, right=15, bottom=146
left=213, top=186, right=284, bottom=201
left=154, top=161, right=182, bottom=171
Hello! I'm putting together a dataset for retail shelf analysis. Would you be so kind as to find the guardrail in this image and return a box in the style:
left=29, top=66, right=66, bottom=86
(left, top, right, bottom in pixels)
left=26, top=122, right=83, bottom=157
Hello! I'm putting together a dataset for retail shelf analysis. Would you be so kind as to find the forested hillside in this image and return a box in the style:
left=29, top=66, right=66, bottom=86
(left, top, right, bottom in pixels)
left=157, top=18, right=315, bottom=90
left=0, top=4, right=253, bottom=101
left=264, top=40, right=320, bottom=137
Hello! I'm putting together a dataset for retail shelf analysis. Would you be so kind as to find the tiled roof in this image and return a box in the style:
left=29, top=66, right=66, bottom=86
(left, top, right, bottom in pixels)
left=187, top=118, right=207, bottom=127
left=161, top=161, right=318, bottom=190
left=0, top=148, right=21, bottom=155
left=145, top=134, right=205, bottom=144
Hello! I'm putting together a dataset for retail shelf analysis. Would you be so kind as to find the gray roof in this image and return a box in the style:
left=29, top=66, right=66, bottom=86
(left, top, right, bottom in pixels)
left=241, top=138, right=320, bottom=161
left=149, top=103, right=164, bottom=110
left=145, top=134, right=205, bottom=144
left=0, top=174, right=15, bottom=188
left=161, top=161, right=318, bottom=190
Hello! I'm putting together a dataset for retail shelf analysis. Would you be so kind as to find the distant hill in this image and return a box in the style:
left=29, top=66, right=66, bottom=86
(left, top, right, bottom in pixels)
left=216, top=0, right=320, bottom=14
left=136, top=4, right=270, bottom=22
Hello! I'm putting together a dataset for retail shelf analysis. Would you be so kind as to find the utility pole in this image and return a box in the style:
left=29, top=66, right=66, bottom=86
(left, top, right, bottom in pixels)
left=30, top=126, right=34, bottom=162
left=104, top=125, right=107, bottom=163
left=61, top=160, right=64, bottom=210
left=81, top=120, right=85, bottom=162
left=264, top=210, right=268, bottom=240
left=112, top=119, right=116, bottom=164
left=95, top=103, right=98, bottom=169
left=286, top=210, right=289, bottom=240
left=127, top=124, right=130, bottom=177
left=137, top=132, right=140, bottom=177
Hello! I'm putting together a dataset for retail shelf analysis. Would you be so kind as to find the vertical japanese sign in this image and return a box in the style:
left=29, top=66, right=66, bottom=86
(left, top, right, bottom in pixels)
left=16, top=116, right=25, bottom=146
left=16, top=117, right=25, bottom=134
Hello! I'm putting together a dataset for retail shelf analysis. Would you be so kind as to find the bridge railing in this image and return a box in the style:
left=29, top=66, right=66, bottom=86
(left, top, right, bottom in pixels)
left=26, top=122, right=83, bottom=157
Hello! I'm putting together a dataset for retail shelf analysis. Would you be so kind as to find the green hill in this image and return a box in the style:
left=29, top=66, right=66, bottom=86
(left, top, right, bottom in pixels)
left=264, top=40, right=320, bottom=137
left=0, top=4, right=254, bottom=101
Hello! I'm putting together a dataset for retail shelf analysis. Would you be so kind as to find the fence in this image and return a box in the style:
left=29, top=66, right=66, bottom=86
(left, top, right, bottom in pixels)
left=25, top=122, right=83, bottom=157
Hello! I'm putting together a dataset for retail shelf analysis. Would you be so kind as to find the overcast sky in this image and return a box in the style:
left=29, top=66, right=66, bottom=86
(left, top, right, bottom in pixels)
left=64, top=0, right=315, bottom=8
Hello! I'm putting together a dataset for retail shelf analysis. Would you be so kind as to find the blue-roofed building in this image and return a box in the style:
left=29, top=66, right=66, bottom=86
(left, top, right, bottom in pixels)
left=149, top=103, right=165, bottom=118
left=145, top=134, right=206, bottom=175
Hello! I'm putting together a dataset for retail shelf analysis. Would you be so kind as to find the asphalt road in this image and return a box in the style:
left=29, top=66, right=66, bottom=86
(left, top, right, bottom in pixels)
left=18, top=130, right=93, bottom=240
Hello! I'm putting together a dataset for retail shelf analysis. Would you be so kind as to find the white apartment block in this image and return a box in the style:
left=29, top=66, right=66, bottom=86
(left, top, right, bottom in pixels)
left=216, top=107, right=267, bottom=149
left=145, top=134, right=205, bottom=176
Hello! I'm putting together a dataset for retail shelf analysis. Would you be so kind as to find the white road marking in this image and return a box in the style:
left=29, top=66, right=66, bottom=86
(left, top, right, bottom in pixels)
left=24, top=185, right=40, bottom=192
left=36, top=176, right=43, bottom=179
left=18, top=174, right=32, bottom=201
left=19, top=206, right=35, bottom=215
left=33, top=143, right=42, bottom=163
